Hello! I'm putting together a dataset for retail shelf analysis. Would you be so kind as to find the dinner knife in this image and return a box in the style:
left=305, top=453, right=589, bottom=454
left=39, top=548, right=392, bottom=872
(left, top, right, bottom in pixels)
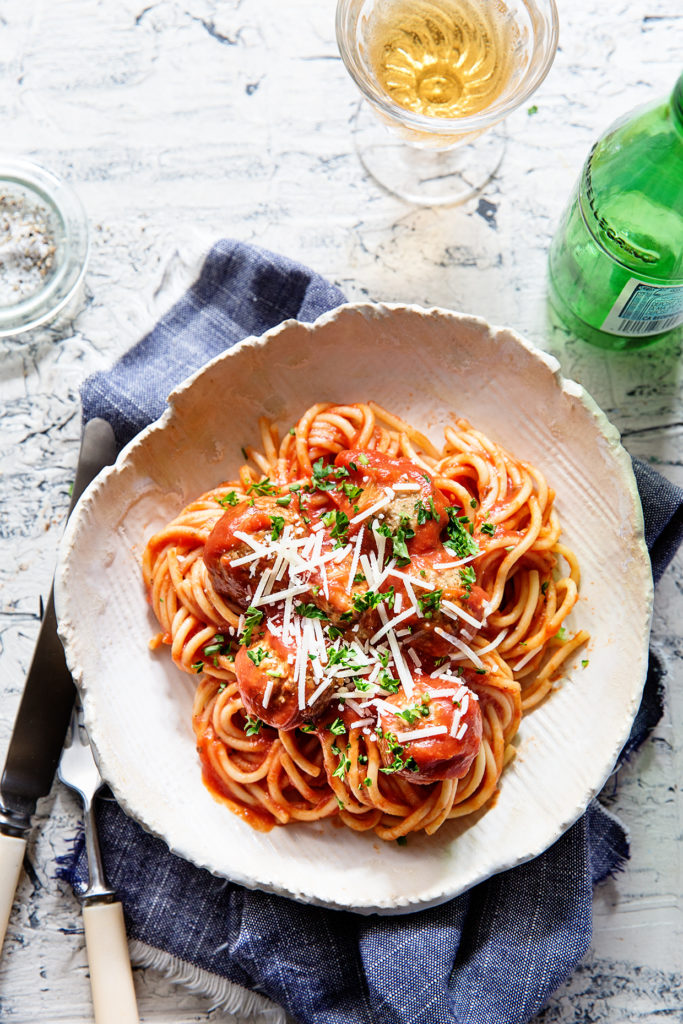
left=0, top=417, right=117, bottom=951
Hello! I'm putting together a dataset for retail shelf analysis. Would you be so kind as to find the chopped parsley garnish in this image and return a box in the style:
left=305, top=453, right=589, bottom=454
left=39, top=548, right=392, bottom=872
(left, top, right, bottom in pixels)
left=322, top=508, right=350, bottom=547
left=555, top=627, right=568, bottom=642
left=269, top=515, right=285, bottom=540
left=351, top=590, right=383, bottom=614
left=581, top=659, right=589, bottom=669
left=380, top=753, right=408, bottom=774
left=218, top=491, right=240, bottom=507
left=480, top=522, right=495, bottom=536
left=541, top=581, right=549, bottom=595
left=247, top=477, right=278, bottom=496
left=395, top=697, right=431, bottom=726
left=203, top=637, right=226, bottom=655
left=418, top=589, right=443, bottom=618
left=328, top=717, right=346, bottom=735
left=470, top=498, right=479, bottom=509
left=239, top=607, right=264, bottom=645
left=459, top=565, right=476, bottom=595
left=357, top=454, right=369, bottom=465
left=378, top=517, right=415, bottom=566
left=300, top=723, right=315, bottom=733
left=202, top=634, right=233, bottom=665
left=378, top=670, right=400, bottom=694
left=444, top=507, right=480, bottom=558
left=325, top=643, right=348, bottom=667
left=327, top=645, right=363, bottom=671
left=191, top=661, right=204, bottom=673
left=276, top=495, right=292, bottom=507
left=354, top=679, right=372, bottom=692
left=341, top=482, right=363, bottom=502
left=379, top=732, right=420, bottom=775
left=309, top=457, right=349, bottom=493
left=350, top=589, right=393, bottom=615
left=391, top=518, right=415, bottom=565
left=415, top=497, right=438, bottom=524
left=289, top=483, right=308, bottom=522
left=294, top=603, right=329, bottom=620
left=310, top=458, right=337, bottom=492
left=247, top=646, right=267, bottom=666
left=361, top=777, right=372, bottom=788
left=333, top=752, right=351, bottom=779
left=244, top=716, right=262, bottom=736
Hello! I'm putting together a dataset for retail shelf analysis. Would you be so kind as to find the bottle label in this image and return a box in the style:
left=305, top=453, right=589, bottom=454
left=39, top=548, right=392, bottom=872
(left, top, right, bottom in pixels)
left=601, top=279, right=683, bottom=337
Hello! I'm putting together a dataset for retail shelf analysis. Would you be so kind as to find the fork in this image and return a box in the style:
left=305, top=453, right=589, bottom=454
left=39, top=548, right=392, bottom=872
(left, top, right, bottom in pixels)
left=58, top=706, right=139, bottom=1024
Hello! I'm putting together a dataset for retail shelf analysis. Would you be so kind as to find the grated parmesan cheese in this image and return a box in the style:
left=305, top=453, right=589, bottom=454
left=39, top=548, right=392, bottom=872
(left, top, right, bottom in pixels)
left=434, top=627, right=484, bottom=669
left=349, top=488, right=395, bottom=525
left=395, top=724, right=448, bottom=743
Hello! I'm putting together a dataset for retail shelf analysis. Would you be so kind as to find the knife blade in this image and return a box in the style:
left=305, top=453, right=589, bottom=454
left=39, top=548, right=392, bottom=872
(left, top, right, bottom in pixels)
left=0, top=417, right=117, bottom=950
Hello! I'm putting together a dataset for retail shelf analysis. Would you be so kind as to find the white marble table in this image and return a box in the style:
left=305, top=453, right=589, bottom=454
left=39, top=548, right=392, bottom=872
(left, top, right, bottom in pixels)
left=1, top=0, right=681, bottom=1020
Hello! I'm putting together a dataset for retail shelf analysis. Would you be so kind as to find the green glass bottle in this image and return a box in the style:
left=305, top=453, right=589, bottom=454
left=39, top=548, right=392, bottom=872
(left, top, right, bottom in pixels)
left=548, top=72, right=683, bottom=351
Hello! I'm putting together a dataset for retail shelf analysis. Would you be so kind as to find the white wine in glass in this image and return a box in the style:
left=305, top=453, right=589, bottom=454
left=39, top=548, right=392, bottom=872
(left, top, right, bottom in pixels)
left=336, top=0, right=559, bottom=204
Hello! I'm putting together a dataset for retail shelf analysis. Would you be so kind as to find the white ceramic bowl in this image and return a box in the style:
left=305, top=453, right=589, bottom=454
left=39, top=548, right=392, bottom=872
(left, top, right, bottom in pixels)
left=54, top=303, right=652, bottom=914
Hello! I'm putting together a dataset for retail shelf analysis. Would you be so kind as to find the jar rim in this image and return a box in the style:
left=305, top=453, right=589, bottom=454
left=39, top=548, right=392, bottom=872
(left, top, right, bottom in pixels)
left=0, top=158, right=89, bottom=337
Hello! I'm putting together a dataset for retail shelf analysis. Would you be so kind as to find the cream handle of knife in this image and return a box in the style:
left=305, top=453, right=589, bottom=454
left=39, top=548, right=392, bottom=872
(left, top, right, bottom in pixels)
left=82, top=902, right=139, bottom=1024
left=0, top=834, right=27, bottom=950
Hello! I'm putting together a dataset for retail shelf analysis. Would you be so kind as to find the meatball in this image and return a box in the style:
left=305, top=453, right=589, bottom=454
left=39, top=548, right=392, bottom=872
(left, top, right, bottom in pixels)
left=291, top=515, right=369, bottom=624
left=333, top=449, right=449, bottom=554
left=203, top=495, right=300, bottom=608
left=368, top=546, right=489, bottom=658
left=376, top=674, right=482, bottom=783
left=234, top=624, right=330, bottom=731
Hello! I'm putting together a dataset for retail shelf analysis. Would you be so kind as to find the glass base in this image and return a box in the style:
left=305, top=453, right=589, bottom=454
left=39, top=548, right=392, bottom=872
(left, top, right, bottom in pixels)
left=351, top=101, right=506, bottom=206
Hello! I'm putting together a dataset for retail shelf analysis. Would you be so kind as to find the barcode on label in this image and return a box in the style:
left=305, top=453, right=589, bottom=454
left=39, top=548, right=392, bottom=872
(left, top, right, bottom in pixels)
left=618, top=314, right=683, bottom=335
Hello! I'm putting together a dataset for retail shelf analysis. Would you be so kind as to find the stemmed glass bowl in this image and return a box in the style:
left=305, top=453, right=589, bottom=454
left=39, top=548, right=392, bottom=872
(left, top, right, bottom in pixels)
left=336, top=0, right=559, bottom=205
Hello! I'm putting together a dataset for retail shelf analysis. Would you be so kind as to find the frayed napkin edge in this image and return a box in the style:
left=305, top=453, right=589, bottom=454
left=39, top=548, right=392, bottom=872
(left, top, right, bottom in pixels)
left=129, top=938, right=286, bottom=1022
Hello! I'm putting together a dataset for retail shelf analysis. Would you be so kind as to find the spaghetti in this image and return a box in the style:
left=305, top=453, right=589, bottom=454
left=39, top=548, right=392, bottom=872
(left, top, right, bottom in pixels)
left=142, top=402, right=588, bottom=840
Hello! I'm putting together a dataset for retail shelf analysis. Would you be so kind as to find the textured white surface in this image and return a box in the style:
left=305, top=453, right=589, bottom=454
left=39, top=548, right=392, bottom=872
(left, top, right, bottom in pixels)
left=0, top=0, right=681, bottom=1020
left=55, top=302, right=652, bottom=912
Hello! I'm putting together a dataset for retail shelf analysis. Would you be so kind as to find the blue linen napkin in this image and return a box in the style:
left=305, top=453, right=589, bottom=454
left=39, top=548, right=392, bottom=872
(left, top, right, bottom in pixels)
left=66, top=239, right=683, bottom=1024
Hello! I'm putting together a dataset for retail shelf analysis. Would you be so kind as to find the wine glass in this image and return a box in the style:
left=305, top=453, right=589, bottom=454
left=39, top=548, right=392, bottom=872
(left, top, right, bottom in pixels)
left=336, top=0, right=559, bottom=205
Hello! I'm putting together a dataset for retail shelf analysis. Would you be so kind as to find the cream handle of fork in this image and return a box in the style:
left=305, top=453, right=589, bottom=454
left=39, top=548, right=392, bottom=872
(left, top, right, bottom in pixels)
left=0, top=833, right=26, bottom=952
left=82, top=901, right=139, bottom=1024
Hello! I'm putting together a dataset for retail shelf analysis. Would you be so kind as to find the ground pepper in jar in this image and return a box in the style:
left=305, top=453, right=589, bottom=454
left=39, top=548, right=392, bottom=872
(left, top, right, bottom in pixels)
left=0, top=188, right=56, bottom=307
